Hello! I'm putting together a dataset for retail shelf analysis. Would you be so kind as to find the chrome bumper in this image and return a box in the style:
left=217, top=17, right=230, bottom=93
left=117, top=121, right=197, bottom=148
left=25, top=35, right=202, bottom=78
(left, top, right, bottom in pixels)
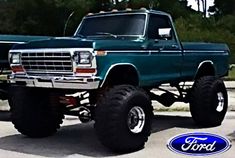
left=9, top=75, right=100, bottom=90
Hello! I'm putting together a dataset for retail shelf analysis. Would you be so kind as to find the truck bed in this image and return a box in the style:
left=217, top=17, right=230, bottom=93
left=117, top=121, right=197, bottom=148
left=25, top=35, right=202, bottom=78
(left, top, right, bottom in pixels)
left=182, top=42, right=230, bottom=51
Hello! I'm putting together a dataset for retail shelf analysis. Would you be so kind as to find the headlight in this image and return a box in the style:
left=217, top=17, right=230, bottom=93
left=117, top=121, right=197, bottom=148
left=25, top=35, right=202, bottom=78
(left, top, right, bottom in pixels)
left=10, top=52, right=21, bottom=64
left=74, top=51, right=92, bottom=65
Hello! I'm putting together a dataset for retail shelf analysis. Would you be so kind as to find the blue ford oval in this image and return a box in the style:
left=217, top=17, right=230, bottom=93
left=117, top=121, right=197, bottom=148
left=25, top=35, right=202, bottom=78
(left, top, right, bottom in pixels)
left=167, top=132, right=231, bottom=156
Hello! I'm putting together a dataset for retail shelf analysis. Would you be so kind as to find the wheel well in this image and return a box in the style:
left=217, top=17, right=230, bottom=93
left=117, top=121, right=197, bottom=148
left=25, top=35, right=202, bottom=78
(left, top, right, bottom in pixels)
left=195, top=62, right=215, bottom=80
left=102, top=65, right=139, bottom=87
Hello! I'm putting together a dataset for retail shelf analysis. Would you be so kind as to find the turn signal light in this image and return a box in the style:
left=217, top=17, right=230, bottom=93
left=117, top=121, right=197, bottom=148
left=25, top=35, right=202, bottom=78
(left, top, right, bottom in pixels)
left=96, top=50, right=107, bottom=56
left=76, top=68, right=96, bottom=74
left=11, top=65, right=24, bottom=73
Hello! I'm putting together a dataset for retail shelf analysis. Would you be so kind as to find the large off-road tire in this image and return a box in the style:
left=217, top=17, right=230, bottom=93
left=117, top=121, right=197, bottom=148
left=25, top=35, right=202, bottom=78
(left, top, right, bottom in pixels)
left=190, top=76, right=228, bottom=127
left=10, top=86, right=64, bottom=138
left=95, top=85, right=153, bottom=153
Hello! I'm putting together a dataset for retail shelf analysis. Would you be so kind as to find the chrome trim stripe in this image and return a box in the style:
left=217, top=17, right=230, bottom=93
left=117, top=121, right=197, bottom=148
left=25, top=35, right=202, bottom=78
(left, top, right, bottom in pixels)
left=106, top=50, right=182, bottom=53
left=197, top=60, right=214, bottom=69
left=194, top=60, right=215, bottom=79
left=183, top=50, right=225, bottom=53
left=0, top=41, right=25, bottom=44
left=106, top=50, right=150, bottom=53
left=157, top=50, right=182, bottom=53
left=12, top=49, right=181, bottom=54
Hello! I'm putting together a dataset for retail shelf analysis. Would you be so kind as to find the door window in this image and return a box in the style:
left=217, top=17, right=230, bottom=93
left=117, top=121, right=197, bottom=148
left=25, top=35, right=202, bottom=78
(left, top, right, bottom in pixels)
left=147, top=14, right=174, bottom=40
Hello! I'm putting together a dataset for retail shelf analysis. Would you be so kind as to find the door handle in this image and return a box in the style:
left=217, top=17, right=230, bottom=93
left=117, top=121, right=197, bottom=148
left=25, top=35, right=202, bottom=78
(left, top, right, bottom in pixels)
left=171, top=44, right=179, bottom=49
left=141, top=45, right=148, bottom=49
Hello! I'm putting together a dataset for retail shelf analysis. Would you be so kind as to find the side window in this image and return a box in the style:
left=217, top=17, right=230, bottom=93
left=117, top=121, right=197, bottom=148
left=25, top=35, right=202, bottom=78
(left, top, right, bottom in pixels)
left=148, top=14, right=173, bottom=40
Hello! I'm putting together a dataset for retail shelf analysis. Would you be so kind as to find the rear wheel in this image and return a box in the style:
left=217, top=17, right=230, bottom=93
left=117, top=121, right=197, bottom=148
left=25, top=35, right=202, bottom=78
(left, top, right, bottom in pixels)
left=10, top=86, right=64, bottom=137
left=95, top=85, right=153, bottom=152
left=190, top=76, right=228, bottom=127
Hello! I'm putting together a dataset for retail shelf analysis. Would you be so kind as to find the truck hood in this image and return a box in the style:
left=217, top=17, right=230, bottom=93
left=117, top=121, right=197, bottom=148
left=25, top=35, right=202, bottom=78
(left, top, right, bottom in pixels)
left=11, top=37, right=146, bottom=50
left=11, top=37, right=93, bottom=50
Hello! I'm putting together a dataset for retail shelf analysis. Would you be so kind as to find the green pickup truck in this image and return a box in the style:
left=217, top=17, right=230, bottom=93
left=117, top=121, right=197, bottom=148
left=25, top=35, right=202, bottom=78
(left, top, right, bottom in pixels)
left=4, top=9, right=230, bottom=152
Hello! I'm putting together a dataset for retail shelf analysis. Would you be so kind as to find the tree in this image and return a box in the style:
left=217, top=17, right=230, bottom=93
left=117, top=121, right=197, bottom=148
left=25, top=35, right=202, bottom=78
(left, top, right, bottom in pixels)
left=0, top=0, right=16, bottom=34
left=195, top=0, right=200, bottom=12
left=201, top=0, right=206, bottom=17
left=209, top=0, right=235, bottom=16
left=0, top=0, right=97, bottom=36
left=195, top=0, right=207, bottom=17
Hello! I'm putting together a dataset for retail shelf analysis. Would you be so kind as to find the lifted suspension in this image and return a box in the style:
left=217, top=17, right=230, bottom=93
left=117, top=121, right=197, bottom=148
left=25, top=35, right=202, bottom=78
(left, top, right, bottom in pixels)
left=59, top=92, right=94, bottom=123
left=149, top=82, right=192, bottom=107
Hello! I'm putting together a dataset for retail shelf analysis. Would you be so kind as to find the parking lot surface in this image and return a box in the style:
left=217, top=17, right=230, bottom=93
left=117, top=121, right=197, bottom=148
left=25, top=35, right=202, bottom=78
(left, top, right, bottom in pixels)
left=0, top=86, right=234, bottom=158
left=0, top=110, right=234, bottom=158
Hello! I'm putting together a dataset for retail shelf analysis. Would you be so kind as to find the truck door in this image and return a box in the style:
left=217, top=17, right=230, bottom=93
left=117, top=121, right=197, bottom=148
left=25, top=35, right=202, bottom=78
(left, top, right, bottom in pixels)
left=147, top=14, right=182, bottom=84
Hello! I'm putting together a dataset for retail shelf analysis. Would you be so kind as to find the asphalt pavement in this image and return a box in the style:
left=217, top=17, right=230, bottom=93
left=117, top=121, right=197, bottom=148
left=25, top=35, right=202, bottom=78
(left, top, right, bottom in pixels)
left=0, top=111, right=234, bottom=158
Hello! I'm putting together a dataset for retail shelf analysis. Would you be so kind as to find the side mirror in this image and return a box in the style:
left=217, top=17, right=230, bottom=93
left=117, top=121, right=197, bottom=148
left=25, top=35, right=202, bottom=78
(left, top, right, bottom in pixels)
left=158, top=28, right=172, bottom=38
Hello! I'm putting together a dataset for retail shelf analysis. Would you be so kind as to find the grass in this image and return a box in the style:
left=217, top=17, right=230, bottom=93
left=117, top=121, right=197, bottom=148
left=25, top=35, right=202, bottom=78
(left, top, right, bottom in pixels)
left=228, top=67, right=235, bottom=80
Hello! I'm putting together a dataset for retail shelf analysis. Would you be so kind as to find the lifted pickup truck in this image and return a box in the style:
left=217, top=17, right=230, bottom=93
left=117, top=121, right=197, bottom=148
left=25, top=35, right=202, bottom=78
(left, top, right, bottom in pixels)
left=8, top=9, right=229, bottom=152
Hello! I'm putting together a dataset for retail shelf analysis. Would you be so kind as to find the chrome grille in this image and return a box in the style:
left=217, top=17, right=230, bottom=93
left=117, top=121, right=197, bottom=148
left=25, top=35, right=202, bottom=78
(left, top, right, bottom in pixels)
left=21, top=51, right=73, bottom=74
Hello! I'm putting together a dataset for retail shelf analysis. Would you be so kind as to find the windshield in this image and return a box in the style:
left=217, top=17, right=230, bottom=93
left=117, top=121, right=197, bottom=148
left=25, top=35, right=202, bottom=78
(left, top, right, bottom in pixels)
left=75, top=14, right=146, bottom=37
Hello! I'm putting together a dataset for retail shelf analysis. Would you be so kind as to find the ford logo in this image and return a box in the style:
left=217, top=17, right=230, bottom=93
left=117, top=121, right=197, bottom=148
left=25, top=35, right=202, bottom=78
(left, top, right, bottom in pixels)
left=167, top=132, right=231, bottom=156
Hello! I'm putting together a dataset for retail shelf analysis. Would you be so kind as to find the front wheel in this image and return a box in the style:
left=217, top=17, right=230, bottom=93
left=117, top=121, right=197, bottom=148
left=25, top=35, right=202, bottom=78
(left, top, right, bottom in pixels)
left=190, top=76, right=228, bottom=127
left=95, top=85, right=153, bottom=152
left=10, top=86, right=64, bottom=138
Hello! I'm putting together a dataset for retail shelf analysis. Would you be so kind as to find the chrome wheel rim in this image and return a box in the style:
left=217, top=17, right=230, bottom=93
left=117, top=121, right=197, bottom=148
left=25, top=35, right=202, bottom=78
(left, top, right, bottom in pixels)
left=216, top=92, right=224, bottom=112
left=127, top=106, right=145, bottom=134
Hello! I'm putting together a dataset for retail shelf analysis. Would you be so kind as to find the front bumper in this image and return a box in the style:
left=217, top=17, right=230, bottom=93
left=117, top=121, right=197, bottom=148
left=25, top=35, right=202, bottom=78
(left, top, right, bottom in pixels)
left=9, top=75, right=100, bottom=90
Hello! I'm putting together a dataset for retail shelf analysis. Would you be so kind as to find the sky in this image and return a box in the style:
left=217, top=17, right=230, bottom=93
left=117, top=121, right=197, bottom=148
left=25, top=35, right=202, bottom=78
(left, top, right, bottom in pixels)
left=187, top=0, right=214, bottom=12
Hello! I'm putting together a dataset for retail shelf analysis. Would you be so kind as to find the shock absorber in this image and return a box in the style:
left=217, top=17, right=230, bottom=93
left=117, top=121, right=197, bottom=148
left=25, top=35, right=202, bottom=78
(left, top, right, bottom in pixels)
left=59, top=92, right=93, bottom=123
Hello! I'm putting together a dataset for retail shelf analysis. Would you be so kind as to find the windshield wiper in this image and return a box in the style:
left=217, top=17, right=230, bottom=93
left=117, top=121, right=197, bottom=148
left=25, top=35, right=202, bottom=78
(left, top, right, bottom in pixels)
left=95, top=32, right=118, bottom=38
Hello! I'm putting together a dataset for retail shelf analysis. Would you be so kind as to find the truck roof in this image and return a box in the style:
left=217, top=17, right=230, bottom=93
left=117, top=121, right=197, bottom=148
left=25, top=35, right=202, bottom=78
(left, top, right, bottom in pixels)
left=85, top=9, right=170, bottom=18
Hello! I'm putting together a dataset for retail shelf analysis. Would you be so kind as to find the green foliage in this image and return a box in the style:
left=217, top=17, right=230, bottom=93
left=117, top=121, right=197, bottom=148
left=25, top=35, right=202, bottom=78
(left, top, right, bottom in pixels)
left=228, top=68, right=235, bottom=80
left=0, top=0, right=97, bottom=36
left=216, top=15, right=235, bottom=34
left=210, top=0, right=235, bottom=15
